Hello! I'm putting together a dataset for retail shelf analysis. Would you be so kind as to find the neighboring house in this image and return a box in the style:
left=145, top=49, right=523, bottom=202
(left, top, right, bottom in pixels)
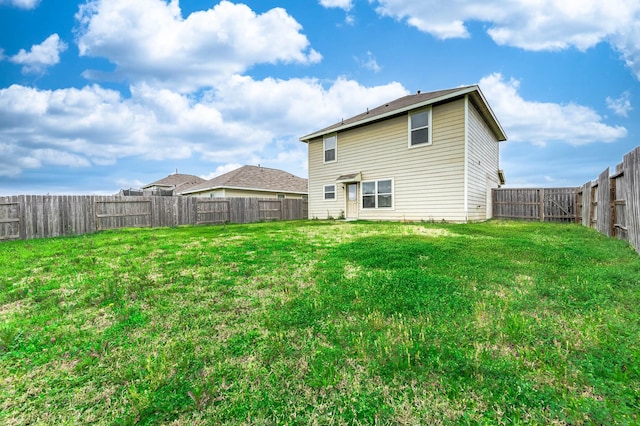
left=141, top=172, right=206, bottom=196
left=178, top=165, right=308, bottom=199
left=300, top=85, right=507, bottom=222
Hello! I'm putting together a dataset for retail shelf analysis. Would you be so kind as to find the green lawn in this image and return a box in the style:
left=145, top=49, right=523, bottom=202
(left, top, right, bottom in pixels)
left=1, top=220, right=639, bottom=424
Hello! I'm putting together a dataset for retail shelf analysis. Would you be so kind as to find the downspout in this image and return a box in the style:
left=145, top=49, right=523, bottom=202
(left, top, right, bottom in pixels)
left=463, top=95, right=469, bottom=222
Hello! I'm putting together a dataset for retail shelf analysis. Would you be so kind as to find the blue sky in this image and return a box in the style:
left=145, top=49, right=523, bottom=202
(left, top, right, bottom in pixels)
left=1, top=0, right=638, bottom=194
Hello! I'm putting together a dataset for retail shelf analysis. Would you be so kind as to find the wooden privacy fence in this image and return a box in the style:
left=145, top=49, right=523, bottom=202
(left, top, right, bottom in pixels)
left=576, top=146, right=640, bottom=253
left=492, top=187, right=578, bottom=223
left=493, top=145, right=640, bottom=254
left=0, top=196, right=308, bottom=241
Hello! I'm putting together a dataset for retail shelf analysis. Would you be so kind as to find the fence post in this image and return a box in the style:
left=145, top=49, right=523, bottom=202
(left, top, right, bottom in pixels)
left=575, top=189, right=581, bottom=224
left=539, top=188, right=545, bottom=222
left=610, top=177, right=617, bottom=238
left=589, top=185, right=597, bottom=228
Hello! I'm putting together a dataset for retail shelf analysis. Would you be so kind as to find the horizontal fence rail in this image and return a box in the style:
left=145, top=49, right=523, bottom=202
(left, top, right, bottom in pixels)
left=0, top=196, right=308, bottom=241
left=493, top=145, right=640, bottom=254
left=196, top=200, right=231, bottom=225
left=96, top=199, right=152, bottom=231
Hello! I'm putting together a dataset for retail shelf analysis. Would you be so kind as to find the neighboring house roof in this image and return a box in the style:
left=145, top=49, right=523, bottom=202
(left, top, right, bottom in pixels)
left=300, top=85, right=507, bottom=142
left=142, top=173, right=206, bottom=193
left=178, top=165, right=308, bottom=195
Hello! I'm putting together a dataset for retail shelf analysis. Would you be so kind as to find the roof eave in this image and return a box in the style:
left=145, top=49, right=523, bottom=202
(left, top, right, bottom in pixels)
left=299, top=85, right=508, bottom=143
left=468, top=87, right=508, bottom=142
left=181, top=185, right=308, bottom=195
left=300, top=86, right=480, bottom=142
left=142, top=184, right=173, bottom=189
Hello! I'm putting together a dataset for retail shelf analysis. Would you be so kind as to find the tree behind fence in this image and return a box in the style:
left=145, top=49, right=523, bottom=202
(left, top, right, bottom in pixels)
left=0, top=196, right=308, bottom=241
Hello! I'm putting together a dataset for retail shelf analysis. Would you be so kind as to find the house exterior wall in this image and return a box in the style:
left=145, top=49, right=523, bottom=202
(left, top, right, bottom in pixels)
left=307, top=98, right=467, bottom=221
left=184, top=188, right=306, bottom=199
left=183, top=189, right=225, bottom=197
left=222, top=189, right=306, bottom=199
left=466, top=98, right=501, bottom=221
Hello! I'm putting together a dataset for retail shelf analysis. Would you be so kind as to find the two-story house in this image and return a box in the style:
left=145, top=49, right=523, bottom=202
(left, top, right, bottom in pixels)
left=300, top=85, right=507, bottom=222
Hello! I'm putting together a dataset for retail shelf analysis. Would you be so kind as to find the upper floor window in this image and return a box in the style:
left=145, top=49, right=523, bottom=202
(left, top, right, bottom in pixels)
left=324, top=134, right=337, bottom=163
left=409, top=108, right=432, bottom=147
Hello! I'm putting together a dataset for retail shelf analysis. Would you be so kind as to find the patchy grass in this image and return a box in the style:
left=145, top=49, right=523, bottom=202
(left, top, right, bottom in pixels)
left=1, top=220, right=639, bottom=424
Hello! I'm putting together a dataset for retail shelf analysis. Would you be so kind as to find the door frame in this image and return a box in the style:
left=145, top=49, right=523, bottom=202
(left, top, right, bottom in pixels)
left=345, top=182, right=359, bottom=220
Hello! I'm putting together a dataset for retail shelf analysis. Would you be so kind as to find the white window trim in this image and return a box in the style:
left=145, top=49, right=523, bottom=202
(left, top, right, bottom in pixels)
left=324, top=184, right=336, bottom=201
left=361, top=178, right=394, bottom=209
left=408, top=107, right=432, bottom=148
left=323, top=134, right=338, bottom=164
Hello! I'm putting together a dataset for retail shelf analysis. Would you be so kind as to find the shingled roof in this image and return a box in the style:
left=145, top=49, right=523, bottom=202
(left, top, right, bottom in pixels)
left=178, top=165, right=308, bottom=195
left=300, top=85, right=506, bottom=142
left=142, top=173, right=206, bottom=194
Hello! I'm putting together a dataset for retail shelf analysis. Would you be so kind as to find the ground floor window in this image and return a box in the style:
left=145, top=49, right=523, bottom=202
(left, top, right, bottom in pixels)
left=362, top=179, right=393, bottom=208
left=324, top=184, right=336, bottom=200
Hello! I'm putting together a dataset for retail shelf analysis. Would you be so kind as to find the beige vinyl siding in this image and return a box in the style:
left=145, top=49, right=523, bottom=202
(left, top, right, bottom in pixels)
left=185, top=188, right=305, bottom=199
left=224, top=189, right=305, bottom=199
left=466, top=98, right=501, bottom=221
left=308, top=137, right=342, bottom=218
left=307, top=99, right=467, bottom=221
left=185, top=189, right=225, bottom=198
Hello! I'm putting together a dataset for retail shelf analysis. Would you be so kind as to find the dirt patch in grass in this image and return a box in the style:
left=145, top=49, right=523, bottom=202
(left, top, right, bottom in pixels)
left=0, top=299, right=32, bottom=318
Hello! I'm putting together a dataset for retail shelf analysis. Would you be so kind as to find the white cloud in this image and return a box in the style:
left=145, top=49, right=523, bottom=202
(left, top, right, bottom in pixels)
left=75, top=0, right=321, bottom=92
left=479, top=73, right=627, bottom=146
left=0, top=144, right=37, bottom=177
left=610, top=20, right=640, bottom=81
left=9, top=34, right=67, bottom=74
left=606, top=92, right=632, bottom=117
left=356, top=51, right=382, bottom=72
left=200, top=163, right=244, bottom=180
left=116, top=178, right=145, bottom=189
left=210, top=75, right=407, bottom=136
left=265, top=147, right=309, bottom=176
left=0, top=83, right=259, bottom=177
left=0, top=77, right=408, bottom=177
left=319, top=0, right=353, bottom=11
left=372, top=0, right=640, bottom=79
left=0, top=0, right=39, bottom=9
left=372, top=0, right=634, bottom=48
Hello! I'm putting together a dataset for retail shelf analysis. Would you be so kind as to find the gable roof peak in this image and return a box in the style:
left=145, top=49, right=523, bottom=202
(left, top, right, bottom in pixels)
left=142, top=172, right=206, bottom=189
left=299, top=84, right=507, bottom=142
